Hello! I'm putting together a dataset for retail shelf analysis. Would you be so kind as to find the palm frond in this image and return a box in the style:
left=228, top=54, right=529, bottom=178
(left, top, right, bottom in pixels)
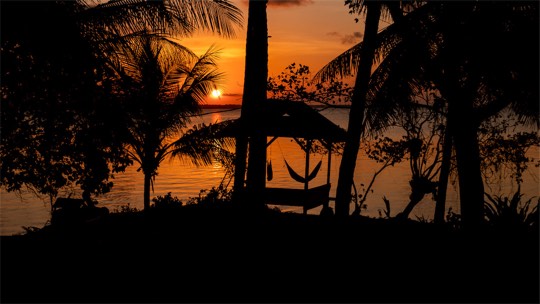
left=314, top=43, right=363, bottom=83
left=313, top=2, right=433, bottom=84
left=176, top=45, right=224, bottom=104
left=98, top=30, right=225, bottom=183
left=79, top=0, right=243, bottom=39
left=312, top=19, right=403, bottom=83
left=345, top=0, right=420, bottom=21
left=82, top=0, right=186, bottom=38
left=363, top=34, right=435, bottom=135
left=171, top=121, right=236, bottom=167
left=167, top=0, right=243, bottom=38
left=315, top=2, right=444, bottom=136
left=484, top=188, right=539, bottom=229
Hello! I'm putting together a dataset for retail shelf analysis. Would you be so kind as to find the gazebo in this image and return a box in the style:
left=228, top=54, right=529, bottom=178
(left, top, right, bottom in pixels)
left=221, top=99, right=348, bottom=214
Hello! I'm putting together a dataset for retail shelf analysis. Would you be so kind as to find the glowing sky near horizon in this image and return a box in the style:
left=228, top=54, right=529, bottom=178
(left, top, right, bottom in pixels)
left=180, top=0, right=376, bottom=104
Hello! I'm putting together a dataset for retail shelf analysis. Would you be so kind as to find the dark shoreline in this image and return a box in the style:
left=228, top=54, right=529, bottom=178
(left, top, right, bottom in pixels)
left=201, top=104, right=241, bottom=109
left=200, top=103, right=351, bottom=109
left=1, top=206, right=538, bottom=303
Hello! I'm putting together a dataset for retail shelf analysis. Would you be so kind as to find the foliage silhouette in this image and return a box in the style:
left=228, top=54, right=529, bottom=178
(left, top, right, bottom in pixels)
left=479, top=114, right=540, bottom=188
left=102, top=35, right=224, bottom=210
left=1, top=0, right=242, bottom=208
left=152, top=192, right=184, bottom=210
left=80, top=0, right=242, bottom=40
left=1, top=1, right=131, bottom=207
left=187, top=186, right=234, bottom=206
left=353, top=136, right=406, bottom=216
left=317, top=1, right=538, bottom=229
left=172, top=121, right=236, bottom=168
left=393, top=92, right=446, bottom=219
left=484, top=189, right=539, bottom=232
left=267, top=63, right=353, bottom=106
left=330, top=0, right=408, bottom=217
left=171, top=120, right=237, bottom=193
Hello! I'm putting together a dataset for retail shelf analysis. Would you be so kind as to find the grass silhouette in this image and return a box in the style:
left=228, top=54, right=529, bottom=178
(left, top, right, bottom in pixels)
left=2, top=196, right=538, bottom=303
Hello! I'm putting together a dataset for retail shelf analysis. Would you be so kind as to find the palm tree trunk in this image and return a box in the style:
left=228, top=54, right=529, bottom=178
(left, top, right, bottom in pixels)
left=440, top=89, right=485, bottom=230
left=335, top=3, right=381, bottom=217
left=434, top=120, right=452, bottom=224
left=233, top=135, right=248, bottom=200
left=450, top=102, right=484, bottom=230
left=438, top=2, right=485, bottom=231
left=144, top=172, right=151, bottom=210
left=246, top=132, right=267, bottom=204
left=236, top=0, right=268, bottom=207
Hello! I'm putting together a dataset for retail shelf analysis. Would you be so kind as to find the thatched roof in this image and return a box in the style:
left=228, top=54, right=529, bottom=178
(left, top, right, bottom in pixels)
left=219, top=99, right=347, bottom=142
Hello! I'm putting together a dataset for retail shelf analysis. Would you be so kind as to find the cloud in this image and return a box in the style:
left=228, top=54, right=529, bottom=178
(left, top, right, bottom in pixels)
left=341, top=32, right=363, bottom=44
left=223, top=93, right=242, bottom=97
left=267, top=0, right=314, bottom=8
left=327, top=31, right=363, bottom=45
left=240, top=0, right=313, bottom=8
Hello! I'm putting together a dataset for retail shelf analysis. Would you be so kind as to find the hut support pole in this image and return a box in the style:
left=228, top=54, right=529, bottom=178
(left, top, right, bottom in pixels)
left=267, top=136, right=278, bottom=147
left=327, top=143, right=332, bottom=185
left=303, top=140, right=312, bottom=214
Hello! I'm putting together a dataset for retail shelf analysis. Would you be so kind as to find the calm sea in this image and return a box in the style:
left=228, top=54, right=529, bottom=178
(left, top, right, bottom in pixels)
left=1, top=108, right=538, bottom=235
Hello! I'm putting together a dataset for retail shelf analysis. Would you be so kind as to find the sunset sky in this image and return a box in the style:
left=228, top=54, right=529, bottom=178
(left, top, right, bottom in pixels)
left=180, top=0, right=378, bottom=105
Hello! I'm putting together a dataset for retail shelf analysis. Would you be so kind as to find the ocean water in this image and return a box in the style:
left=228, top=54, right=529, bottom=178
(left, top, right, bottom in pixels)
left=1, top=107, right=538, bottom=235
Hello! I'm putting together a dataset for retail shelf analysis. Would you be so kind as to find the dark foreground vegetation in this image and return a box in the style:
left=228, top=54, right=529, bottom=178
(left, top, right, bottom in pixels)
left=2, top=202, right=538, bottom=303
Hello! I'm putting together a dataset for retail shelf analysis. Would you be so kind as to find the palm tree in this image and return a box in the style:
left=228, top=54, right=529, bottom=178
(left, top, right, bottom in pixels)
left=316, top=1, right=538, bottom=228
left=437, top=2, right=537, bottom=229
left=103, top=35, right=224, bottom=210
left=84, top=0, right=242, bottom=210
left=78, top=0, right=242, bottom=39
left=233, top=0, right=268, bottom=207
left=316, top=3, right=449, bottom=222
left=319, top=0, right=406, bottom=217
left=0, top=0, right=242, bottom=207
left=171, top=120, right=237, bottom=188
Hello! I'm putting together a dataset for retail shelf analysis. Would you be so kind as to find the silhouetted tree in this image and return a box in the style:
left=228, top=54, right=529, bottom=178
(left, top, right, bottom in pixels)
left=103, top=35, right=223, bottom=210
left=171, top=121, right=237, bottom=190
left=1, top=0, right=242, bottom=207
left=233, top=0, right=268, bottom=207
left=394, top=95, right=446, bottom=220
left=353, top=136, right=407, bottom=216
left=479, top=114, right=540, bottom=189
left=317, top=1, right=538, bottom=228
left=328, top=0, right=405, bottom=217
left=1, top=1, right=130, bottom=207
left=436, top=2, right=538, bottom=229
left=79, top=0, right=242, bottom=40
left=267, top=63, right=353, bottom=105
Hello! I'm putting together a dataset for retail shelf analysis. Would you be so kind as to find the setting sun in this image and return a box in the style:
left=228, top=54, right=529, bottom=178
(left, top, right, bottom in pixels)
left=211, top=89, right=222, bottom=98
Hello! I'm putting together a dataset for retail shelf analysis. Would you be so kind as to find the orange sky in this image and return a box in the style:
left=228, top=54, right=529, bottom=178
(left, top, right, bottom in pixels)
left=180, top=0, right=374, bottom=105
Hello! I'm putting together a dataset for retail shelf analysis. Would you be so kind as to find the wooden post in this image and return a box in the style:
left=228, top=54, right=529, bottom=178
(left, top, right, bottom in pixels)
left=303, top=140, right=312, bottom=214
left=327, top=142, right=332, bottom=185
left=267, top=136, right=278, bottom=147
left=325, top=142, right=332, bottom=210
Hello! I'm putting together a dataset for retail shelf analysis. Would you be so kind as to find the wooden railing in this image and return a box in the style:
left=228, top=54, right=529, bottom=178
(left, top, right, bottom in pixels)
left=263, top=183, right=331, bottom=214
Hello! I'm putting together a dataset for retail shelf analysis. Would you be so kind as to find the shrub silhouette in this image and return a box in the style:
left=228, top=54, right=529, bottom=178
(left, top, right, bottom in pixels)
left=484, top=189, right=539, bottom=231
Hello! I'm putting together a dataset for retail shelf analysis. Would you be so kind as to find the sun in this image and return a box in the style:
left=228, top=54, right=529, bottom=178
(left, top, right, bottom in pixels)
left=211, top=89, right=222, bottom=98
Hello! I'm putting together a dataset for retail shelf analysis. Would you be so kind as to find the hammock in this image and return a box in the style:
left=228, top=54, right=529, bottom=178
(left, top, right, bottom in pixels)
left=284, top=159, right=322, bottom=184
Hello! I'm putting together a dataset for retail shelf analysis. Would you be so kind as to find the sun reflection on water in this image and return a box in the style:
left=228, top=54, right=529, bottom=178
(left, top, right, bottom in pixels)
left=1, top=108, right=538, bottom=236
left=209, top=112, right=223, bottom=123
